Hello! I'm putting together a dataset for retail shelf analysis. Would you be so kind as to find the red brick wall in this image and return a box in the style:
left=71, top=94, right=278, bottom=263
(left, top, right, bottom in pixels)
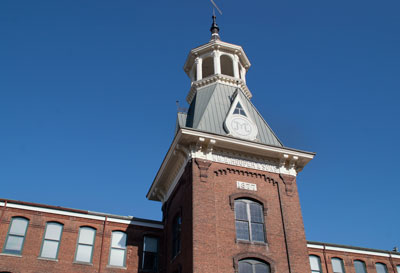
left=308, top=247, right=400, bottom=273
left=187, top=158, right=310, bottom=273
left=0, top=205, right=162, bottom=273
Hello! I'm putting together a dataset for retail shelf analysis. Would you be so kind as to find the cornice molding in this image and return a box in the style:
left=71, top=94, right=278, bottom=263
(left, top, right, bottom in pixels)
left=186, top=75, right=252, bottom=104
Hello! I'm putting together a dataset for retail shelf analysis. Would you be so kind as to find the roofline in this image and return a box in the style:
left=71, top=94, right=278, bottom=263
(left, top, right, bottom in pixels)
left=0, top=198, right=163, bottom=229
left=307, top=241, right=400, bottom=258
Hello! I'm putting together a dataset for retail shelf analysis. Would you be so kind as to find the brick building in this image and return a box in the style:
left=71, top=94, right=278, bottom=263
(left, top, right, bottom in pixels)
left=0, top=17, right=399, bottom=273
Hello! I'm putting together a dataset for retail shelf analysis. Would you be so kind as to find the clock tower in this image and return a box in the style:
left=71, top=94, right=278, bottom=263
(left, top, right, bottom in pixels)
left=147, top=17, right=315, bottom=273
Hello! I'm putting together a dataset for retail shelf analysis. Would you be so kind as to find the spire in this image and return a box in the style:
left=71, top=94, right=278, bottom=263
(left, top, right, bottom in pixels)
left=210, top=15, right=220, bottom=41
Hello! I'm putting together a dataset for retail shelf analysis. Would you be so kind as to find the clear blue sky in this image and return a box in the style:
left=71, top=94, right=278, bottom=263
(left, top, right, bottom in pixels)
left=1, top=0, right=399, bottom=251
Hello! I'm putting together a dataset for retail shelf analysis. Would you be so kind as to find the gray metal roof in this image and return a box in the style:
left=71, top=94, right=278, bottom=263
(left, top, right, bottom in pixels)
left=178, top=82, right=283, bottom=147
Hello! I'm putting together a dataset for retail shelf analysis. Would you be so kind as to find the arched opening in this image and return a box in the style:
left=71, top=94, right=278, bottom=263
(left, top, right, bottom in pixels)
left=202, top=57, right=214, bottom=78
left=221, top=55, right=234, bottom=77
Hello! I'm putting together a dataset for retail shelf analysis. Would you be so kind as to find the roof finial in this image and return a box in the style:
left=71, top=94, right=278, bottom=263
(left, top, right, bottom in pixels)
left=210, top=15, right=220, bottom=40
left=209, top=0, right=222, bottom=41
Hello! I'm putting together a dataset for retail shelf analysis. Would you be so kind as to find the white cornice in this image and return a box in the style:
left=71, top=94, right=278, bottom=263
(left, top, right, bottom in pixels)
left=184, top=39, right=251, bottom=73
left=307, top=243, right=400, bottom=259
left=0, top=201, right=163, bottom=229
left=147, top=128, right=315, bottom=202
left=186, top=75, right=252, bottom=104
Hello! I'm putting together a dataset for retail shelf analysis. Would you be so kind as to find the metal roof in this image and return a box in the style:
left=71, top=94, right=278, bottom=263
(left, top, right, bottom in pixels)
left=179, top=82, right=283, bottom=147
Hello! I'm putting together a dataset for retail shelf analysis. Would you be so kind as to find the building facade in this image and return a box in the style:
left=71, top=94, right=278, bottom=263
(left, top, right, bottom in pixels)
left=0, top=17, right=399, bottom=273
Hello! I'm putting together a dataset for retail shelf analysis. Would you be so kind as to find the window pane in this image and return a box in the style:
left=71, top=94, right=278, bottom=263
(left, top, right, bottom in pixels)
left=255, top=263, right=270, bottom=273
left=45, top=223, right=62, bottom=240
left=397, top=265, right=400, bottom=273
left=236, top=221, right=249, bottom=240
left=4, top=235, right=24, bottom=252
left=79, top=228, right=95, bottom=245
left=76, top=244, right=93, bottom=263
left=376, top=263, right=388, bottom=273
left=332, top=258, right=344, bottom=273
left=354, top=261, right=367, bottom=273
left=10, top=219, right=28, bottom=236
left=111, top=232, right=126, bottom=249
left=251, top=223, right=265, bottom=242
left=250, top=203, right=263, bottom=223
left=310, top=256, right=321, bottom=271
left=109, top=248, right=125, bottom=267
left=41, top=240, right=59, bottom=259
left=238, top=261, right=253, bottom=273
left=235, top=201, right=248, bottom=221
left=143, top=252, right=157, bottom=271
left=144, top=237, right=158, bottom=252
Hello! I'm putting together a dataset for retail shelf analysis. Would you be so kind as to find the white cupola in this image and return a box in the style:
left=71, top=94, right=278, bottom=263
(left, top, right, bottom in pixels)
left=183, top=16, right=252, bottom=104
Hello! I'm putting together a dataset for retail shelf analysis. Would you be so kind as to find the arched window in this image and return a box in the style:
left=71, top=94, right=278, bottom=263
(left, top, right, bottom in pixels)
left=220, top=55, right=234, bottom=77
left=235, top=199, right=265, bottom=242
left=40, top=222, right=63, bottom=259
left=202, top=57, right=214, bottom=78
left=3, top=217, right=29, bottom=255
left=309, top=255, right=322, bottom=273
left=74, top=226, right=96, bottom=263
left=238, top=259, right=271, bottom=273
left=172, top=213, right=181, bottom=258
left=109, top=231, right=127, bottom=267
left=354, top=260, right=367, bottom=273
left=375, top=263, right=388, bottom=273
left=332, top=257, right=345, bottom=273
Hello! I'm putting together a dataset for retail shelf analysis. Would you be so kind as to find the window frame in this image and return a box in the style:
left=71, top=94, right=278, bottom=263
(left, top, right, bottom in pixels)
left=238, top=258, right=271, bottom=273
left=2, top=216, right=29, bottom=255
left=39, top=221, right=64, bottom=260
left=309, top=255, right=323, bottom=273
left=74, top=226, right=96, bottom=264
left=141, top=235, right=159, bottom=272
left=375, top=263, right=388, bottom=273
left=354, top=260, right=367, bottom=273
left=108, top=230, right=127, bottom=268
left=171, top=213, right=181, bottom=259
left=331, top=257, right=345, bottom=273
left=234, top=198, right=266, bottom=243
left=396, top=265, right=400, bottom=273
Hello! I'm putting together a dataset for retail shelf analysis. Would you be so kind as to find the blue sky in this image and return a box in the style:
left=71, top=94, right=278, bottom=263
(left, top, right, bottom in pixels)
left=1, top=0, right=399, bottom=251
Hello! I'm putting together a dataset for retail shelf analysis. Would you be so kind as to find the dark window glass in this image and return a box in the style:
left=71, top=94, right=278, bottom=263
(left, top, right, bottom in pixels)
left=172, top=214, right=181, bottom=258
left=142, top=236, right=158, bottom=272
left=233, top=102, right=247, bottom=116
left=239, top=259, right=270, bottom=273
left=234, top=199, right=265, bottom=242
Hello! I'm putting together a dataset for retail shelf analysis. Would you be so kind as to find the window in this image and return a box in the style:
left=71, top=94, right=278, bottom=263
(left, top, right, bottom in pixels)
left=238, top=259, right=271, bottom=273
left=375, top=263, right=388, bottom=273
left=40, top=222, right=63, bottom=259
left=220, top=55, right=234, bottom=77
left=233, top=102, right=247, bottom=117
left=354, top=260, right=367, bottom=273
left=332, top=258, right=345, bottom=273
left=142, top=236, right=159, bottom=272
left=74, top=226, right=96, bottom=263
left=172, top=214, right=181, bottom=258
left=235, top=199, right=265, bottom=242
left=2, top=217, right=29, bottom=255
left=397, top=265, right=400, bottom=273
left=202, top=57, right=214, bottom=78
left=309, top=255, right=323, bottom=273
left=108, top=231, right=127, bottom=267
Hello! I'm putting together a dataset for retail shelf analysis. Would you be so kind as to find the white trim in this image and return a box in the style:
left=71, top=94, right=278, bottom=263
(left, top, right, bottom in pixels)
left=163, top=156, right=190, bottom=204
left=307, top=243, right=400, bottom=258
left=1, top=202, right=163, bottom=229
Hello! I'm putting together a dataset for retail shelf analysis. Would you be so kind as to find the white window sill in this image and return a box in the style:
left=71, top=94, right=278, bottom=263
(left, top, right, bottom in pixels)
left=38, top=257, right=58, bottom=262
left=0, top=252, right=22, bottom=258
left=107, top=265, right=127, bottom=270
left=73, top=261, right=93, bottom=266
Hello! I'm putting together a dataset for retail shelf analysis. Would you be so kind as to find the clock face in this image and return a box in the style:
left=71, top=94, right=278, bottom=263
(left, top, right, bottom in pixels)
left=230, top=117, right=253, bottom=137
